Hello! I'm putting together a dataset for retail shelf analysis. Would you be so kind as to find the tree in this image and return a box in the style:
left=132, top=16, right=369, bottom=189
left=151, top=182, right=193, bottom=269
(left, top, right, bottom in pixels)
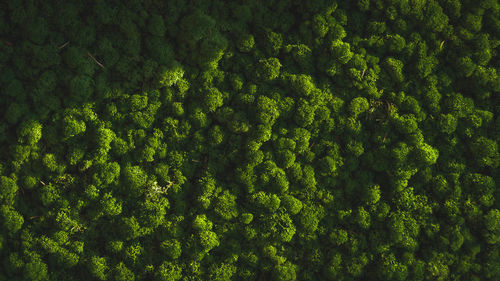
left=484, top=209, right=500, bottom=244
left=392, top=114, right=418, bottom=135
left=256, top=58, right=282, bottom=81
left=119, top=216, right=142, bottom=241
left=5, top=252, right=24, bottom=275
left=156, top=261, right=183, bottom=281
left=193, top=214, right=213, bottom=231
left=209, top=262, right=237, bottom=281
left=214, top=190, right=238, bottom=220
left=240, top=213, right=254, bottom=224
left=324, top=252, right=343, bottom=279
left=255, top=95, right=279, bottom=125
left=148, top=14, right=166, bottom=37
left=197, top=32, right=228, bottom=69
left=355, top=206, right=371, bottom=229
left=387, top=34, right=406, bottom=53
left=179, top=10, right=216, bottom=48
left=260, top=29, right=283, bottom=56
left=348, top=97, right=369, bottom=118
left=330, top=40, right=353, bottom=64
left=100, top=193, right=122, bottom=216
left=89, top=256, right=108, bottom=280
left=1, top=205, right=24, bottom=234
left=294, top=99, right=315, bottom=127
left=5, top=102, right=29, bottom=124
left=378, top=253, right=408, bottom=281
left=438, top=114, right=457, bottom=134
left=122, top=165, right=147, bottom=198
left=137, top=197, right=168, bottom=228
left=114, top=262, right=135, bottom=281
left=63, top=115, right=86, bottom=138
left=297, top=204, right=323, bottom=233
left=469, top=137, right=499, bottom=168
left=362, top=184, right=381, bottom=205
left=69, top=75, right=94, bottom=101
left=23, top=258, right=48, bottom=281
left=94, top=162, right=121, bottom=186
left=36, top=70, right=57, bottom=94
left=412, top=143, right=439, bottom=166
left=312, top=14, right=329, bottom=37
left=124, top=243, right=144, bottom=265
left=161, top=239, right=182, bottom=260
left=272, top=261, right=297, bottom=281
left=281, top=195, right=303, bottom=215
left=288, top=74, right=316, bottom=98
left=11, top=144, right=31, bottom=170
left=237, top=34, right=255, bottom=52
left=252, top=191, right=281, bottom=213
left=158, top=61, right=184, bottom=87
left=285, top=44, right=314, bottom=73
left=199, top=230, right=219, bottom=252
left=384, top=57, right=404, bottom=83
left=274, top=213, right=296, bottom=242
left=106, top=240, right=123, bottom=254
left=18, top=119, right=42, bottom=145
left=202, top=87, right=223, bottom=113
left=0, top=176, right=18, bottom=205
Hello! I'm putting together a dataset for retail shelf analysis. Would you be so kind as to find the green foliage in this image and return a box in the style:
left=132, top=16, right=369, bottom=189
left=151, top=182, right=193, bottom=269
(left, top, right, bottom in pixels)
left=18, top=119, right=42, bottom=145
left=159, top=61, right=184, bottom=87
left=193, top=214, right=213, bottom=231
left=348, top=97, right=369, bottom=118
left=89, top=256, right=108, bottom=280
left=148, top=14, right=166, bottom=37
left=122, top=165, right=147, bottom=198
left=114, top=262, right=135, bottom=281
left=5, top=102, right=28, bottom=124
left=202, top=87, right=224, bottom=113
left=1, top=1, right=499, bottom=281
left=237, top=34, right=255, bottom=53
left=470, top=137, right=499, bottom=168
left=214, top=190, right=238, bottom=220
left=252, top=191, right=281, bottom=213
left=255, top=96, right=279, bottom=125
left=281, top=195, right=303, bottom=215
left=240, top=213, right=254, bottom=224
left=438, top=114, right=457, bottom=134
left=63, top=115, right=86, bottom=138
left=413, top=143, right=439, bottom=166
left=100, top=192, right=122, bottom=216
left=69, top=75, right=94, bottom=101
left=256, top=57, right=282, bottom=81
left=1, top=206, right=24, bottom=234
left=330, top=40, right=353, bottom=64
left=199, top=230, right=220, bottom=251
left=23, top=258, right=48, bottom=281
left=160, top=239, right=182, bottom=260
left=156, top=262, right=183, bottom=281
left=0, top=176, right=18, bottom=205
left=294, top=99, right=315, bottom=127
left=272, top=261, right=297, bottom=281
left=288, top=74, right=316, bottom=98
left=384, top=57, right=404, bottom=83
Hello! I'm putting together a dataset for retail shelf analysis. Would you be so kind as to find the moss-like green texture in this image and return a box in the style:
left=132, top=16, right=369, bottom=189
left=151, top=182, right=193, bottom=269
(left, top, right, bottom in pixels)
left=0, top=0, right=499, bottom=280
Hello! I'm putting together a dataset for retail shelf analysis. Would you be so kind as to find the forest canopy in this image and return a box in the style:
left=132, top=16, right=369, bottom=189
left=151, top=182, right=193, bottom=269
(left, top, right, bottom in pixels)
left=0, top=0, right=499, bottom=280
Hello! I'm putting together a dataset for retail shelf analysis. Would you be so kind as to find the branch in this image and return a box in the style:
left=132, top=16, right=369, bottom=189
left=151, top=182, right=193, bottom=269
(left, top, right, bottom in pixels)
left=58, top=41, right=70, bottom=50
left=87, top=52, right=105, bottom=68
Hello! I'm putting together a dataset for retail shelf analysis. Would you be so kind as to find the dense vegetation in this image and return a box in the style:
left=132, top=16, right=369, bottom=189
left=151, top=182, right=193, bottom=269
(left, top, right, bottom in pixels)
left=1, top=0, right=499, bottom=280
